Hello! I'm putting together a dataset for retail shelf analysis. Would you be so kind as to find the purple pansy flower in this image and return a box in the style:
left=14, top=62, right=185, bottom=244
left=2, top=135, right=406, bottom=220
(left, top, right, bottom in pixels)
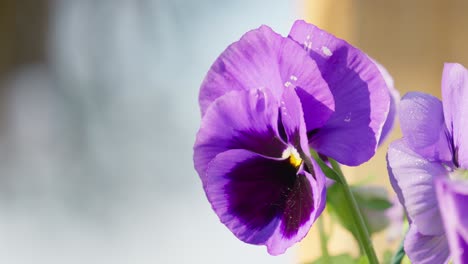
left=387, top=63, right=468, bottom=263
left=194, top=21, right=390, bottom=254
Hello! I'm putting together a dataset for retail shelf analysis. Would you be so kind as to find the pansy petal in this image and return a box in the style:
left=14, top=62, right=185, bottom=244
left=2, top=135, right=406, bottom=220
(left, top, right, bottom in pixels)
left=199, top=25, right=283, bottom=114
left=194, top=88, right=286, bottom=177
left=399, top=92, right=452, bottom=162
left=289, top=20, right=390, bottom=166
left=268, top=169, right=325, bottom=255
left=278, top=87, right=326, bottom=198
left=279, top=86, right=312, bottom=158
left=278, top=37, right=335, bottom=133
left=199, top=25, right=334, bottom=122
left=387, top=139, right=448, bottom=235
left=404, top=224, right=450, bottom=264
left=376, top=62, right=400, bottom=145
left=436, top=177, right=468, bottom=263
left=441, top=63, right=468, bottom=168
left=204, top=149, right=325, bottom=255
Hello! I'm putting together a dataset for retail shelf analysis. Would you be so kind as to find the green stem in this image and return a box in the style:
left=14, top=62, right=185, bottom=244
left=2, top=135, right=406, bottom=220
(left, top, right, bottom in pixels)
left=318, top=216, right=331, bottom=264
left=329, top=159, right=379, bottom=264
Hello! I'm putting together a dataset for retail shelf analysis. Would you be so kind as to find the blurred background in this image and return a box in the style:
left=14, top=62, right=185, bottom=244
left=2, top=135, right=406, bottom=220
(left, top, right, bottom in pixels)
left=0, top=0, right=467, bottom=263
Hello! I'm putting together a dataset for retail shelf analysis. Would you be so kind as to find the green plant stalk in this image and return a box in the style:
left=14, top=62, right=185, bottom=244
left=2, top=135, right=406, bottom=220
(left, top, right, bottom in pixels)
left=318, top=216, right=331, bottom=264
left=391, top=238, right=405, bottom=264
left=329, top=159, right=379, bottom=264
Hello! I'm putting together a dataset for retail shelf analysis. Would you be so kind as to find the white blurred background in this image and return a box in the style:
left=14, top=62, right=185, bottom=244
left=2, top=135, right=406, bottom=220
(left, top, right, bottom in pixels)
left=0, top=0, right=300, bottom=263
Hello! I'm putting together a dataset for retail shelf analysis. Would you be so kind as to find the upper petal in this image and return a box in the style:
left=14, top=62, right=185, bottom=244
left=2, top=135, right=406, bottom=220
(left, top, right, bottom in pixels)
left=279, top=86, right=314, bottom=161
left=204, top=149, right=325, bottom=255
left=289, top=20, right=390, bottom=166
left=399, top=92, right=452, bottom=162
left=404, top=224, right=450, bottom=264
left=199, top=24, right=334, bottom=123
left=442, top=63, right=468, bottom=169
left=194, top=88, right=286, bottom=177
left=436, top=177, right=468, bottom=263
left=376, top=62, right=400, bottom=145
left=277, top=87, right=326, bottom=202
left=387, top=139, right=448, bottom=235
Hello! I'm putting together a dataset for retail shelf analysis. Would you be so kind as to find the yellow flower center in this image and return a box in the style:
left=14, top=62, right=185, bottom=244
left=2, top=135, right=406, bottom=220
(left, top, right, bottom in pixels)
left=451, top=169, right=468, bottom=180
left=282, top=146, right=303, bottom=169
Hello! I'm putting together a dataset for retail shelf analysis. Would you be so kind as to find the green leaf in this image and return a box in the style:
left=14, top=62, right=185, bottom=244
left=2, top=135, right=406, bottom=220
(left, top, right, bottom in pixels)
left=356, top=256, right=370, bottom=264
left=362, top=197, right=392, bottom=210
left=390, top=240, right=405, bottom=264
left=351, top=186, right=393, bottom=211
left=326, top=183, right=359, bottom=238
left=327, top=183, right=393, bottom=239
left=352, top=192, right=392, bottom=211
left=308, top=254, right=356, bottom=264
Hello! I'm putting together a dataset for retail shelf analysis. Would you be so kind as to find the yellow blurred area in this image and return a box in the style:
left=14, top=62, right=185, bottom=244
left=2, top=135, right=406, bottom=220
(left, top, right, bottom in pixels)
left=298, top=0, right=468, bottom=262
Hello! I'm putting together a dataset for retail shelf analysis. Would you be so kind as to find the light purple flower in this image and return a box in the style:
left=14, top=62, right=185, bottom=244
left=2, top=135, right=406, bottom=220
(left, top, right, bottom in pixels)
left=194, top=21, right=390, bottom=254
left=387, top=63, right=468, bottom=263
left=436, top=177, right=468, bottom=264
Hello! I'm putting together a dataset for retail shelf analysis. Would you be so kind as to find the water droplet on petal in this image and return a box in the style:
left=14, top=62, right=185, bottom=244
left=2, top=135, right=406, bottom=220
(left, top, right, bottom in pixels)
left=321, top=46, right=333, bottom=56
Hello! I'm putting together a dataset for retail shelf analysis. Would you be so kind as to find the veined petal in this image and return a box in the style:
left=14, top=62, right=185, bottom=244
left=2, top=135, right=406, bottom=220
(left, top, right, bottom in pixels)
left=289, top=20, right=390, bottom=166
left=204, top=149, right=325, bottom=255
left=436, top=177, right=468, bottom=264
left=278, top=87, right=326, bottom=201
left=279, top=86, right=312, bottom=160
left=404, top=224, right=450, bottom=264
left=442, top=63, right=468, bottom=169
left=194, top=88, right=286, bottom=177
left=199, top=24, right=334, bottom=127
left=399, top=92, right=452, bottom=163
left=387, top=139, right=448, bottom=236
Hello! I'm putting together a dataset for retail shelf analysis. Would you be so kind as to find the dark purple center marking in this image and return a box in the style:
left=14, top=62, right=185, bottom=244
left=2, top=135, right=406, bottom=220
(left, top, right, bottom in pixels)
left=225, top=155, right=314, bottom=242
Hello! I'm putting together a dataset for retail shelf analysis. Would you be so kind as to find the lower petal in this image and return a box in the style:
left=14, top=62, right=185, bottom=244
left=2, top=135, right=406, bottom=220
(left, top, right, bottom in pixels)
left=436, top=177, right=468, bottom=263
left=204, top=149, right=324, bottom=255
left=387, top=139, right=448, bottom=236
left=405, top=224, right=450, bottom=264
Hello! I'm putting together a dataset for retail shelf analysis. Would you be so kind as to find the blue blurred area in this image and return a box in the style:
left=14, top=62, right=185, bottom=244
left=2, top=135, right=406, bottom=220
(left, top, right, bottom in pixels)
left=0, top=1, right=298, bottom=263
